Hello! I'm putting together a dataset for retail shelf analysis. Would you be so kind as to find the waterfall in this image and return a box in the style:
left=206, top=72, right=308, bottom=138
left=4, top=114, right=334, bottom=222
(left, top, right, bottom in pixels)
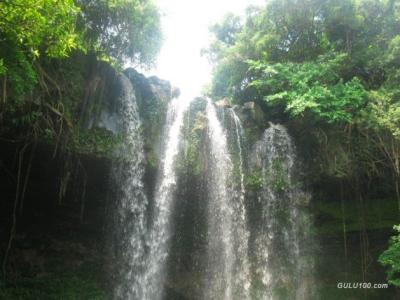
left=250, top=123, right=314, bottom=300
left=205, top=99, right=234, bottom=299
left=230, top=109, right=246, bottom=201
left=113, top=74, right=148, bottom=300
left=144, top=97, right=192, bottom=300
left=112, top=90, right=313, bottom=299
left=204, top=100, right=250, bottom=300
left=229, top=108, right=251, bottom=299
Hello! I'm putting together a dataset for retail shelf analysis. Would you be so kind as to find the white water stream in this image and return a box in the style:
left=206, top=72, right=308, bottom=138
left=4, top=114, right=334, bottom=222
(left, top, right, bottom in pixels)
left=144, top=97, right=192, bottom=300
left=114, top=93, right=314, bottom=300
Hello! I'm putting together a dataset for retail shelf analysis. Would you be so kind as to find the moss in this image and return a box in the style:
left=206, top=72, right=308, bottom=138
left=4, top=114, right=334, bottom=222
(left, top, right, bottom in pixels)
left=68, top=128, right=123, bottom=158
left=175, top=101, right=208, bottom=177
left=244, top=170, right=263, bottom=191
left=0, top=276, right=108, bottom=300
left=269, top=159, right=290, bottom=192
left=184, top=111, right=207, bottom=176
left=313, top=198, right=399, bottom=235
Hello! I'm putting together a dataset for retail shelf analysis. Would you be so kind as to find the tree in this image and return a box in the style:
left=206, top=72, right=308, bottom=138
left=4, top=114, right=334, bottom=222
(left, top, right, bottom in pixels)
left=379, top=225, right=400, bottom=287
left=0, top=0, right=81, bottom=101
left=0, top=0, right=163, bottom=276
left=75, top=0, right=162, bottom=66
left=0, top=0, right=162, bottom=107
left=247, top=52, right=367, bottom=123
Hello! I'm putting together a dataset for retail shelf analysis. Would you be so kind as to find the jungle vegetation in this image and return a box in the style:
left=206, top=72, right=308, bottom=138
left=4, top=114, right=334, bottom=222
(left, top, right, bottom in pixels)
left=0, top=0, right=162, bottom=282
left=204, top=0, right=400, bottom=287
left=1, top=0, right=400, bottom=294
left=0, top=0, right=161, bottom=141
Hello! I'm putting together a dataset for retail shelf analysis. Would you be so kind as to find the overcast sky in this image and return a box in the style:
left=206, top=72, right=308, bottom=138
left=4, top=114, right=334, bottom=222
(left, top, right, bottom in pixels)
left=145, top=0, right=265, bottom=100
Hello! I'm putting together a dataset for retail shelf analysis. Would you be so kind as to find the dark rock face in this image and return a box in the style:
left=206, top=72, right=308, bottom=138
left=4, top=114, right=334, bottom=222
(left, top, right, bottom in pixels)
left=215, top=98, right=231, bottom=108
left=0, top=64, right=174, bottom=297
left=2, top=65, right=398, bottom=299
left=84, top=66, right=173, bottom=138
left=123, top=68, right=176, bottom=198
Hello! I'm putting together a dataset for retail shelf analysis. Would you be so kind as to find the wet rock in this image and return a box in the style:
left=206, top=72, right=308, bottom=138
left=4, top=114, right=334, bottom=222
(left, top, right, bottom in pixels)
left=172, top=86, right=181, bottom=99
left=93, top=111, right=121, bottom=134
left=296, top=194, right=311, bottom=206
left=243, top=101, right=255, bottom=110
left=148, top=75, right=173, bottom=103
left=124, top=68, right=173, bottom=107
left=215, top=98, right=231, bottom=108
left=241, top=101, right=265, bottom=126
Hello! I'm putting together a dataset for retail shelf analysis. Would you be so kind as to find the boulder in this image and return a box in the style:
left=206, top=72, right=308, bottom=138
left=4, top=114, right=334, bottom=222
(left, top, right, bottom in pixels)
left=215, top=98, right=231, bottom=108
left=242, top=101, right=265, bottom=126
left=243, top=101, right=255, bottom=110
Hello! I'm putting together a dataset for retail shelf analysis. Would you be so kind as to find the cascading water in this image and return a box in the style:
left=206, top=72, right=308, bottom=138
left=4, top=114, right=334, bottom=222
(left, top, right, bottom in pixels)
left=205, top=99, right=234, bottom=299
left=112, top=74, right=148, bottom=300
left=144, top=97, right=192, bottom=300
left=204, top=100, right=250, bottom=300
left=113, top=89, right=313, bottom=299
left=230, top=108, right=246, bottom=207
left=250, top=123, right=314, bottom=300
left=229, top=108, right=251, bottom=298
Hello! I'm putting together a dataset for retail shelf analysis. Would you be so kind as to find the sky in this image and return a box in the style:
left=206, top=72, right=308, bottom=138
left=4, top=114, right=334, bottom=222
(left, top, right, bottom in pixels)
left=145, top=0, right=265, bottom=100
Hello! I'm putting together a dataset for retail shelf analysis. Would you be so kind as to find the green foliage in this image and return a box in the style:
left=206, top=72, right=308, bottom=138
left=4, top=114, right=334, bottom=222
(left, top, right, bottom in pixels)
left=0, top=0, right=162, bottom=103
left=0, top=0, right=163, bottom=160
left=245, top=170, right=263, bottom=191
left=76, top=0, right=162, bottom=66
left=0, top=59, right=6, bottom=75
left=0, top=0, right=81, bottom=102
left=379, top=225, right=400, bottom=287
left=269, top=159, right=290, bottom=192
left=207, top=0, right=400, bottom=189
left=203, top=13, right=242, bottom=64
left=0, top=50, right=37, bottom=103
left=248, top=52, right=367, bottom=123
left=363, top=89, right=400, bottom=138
left=70, top=128, right=124, bottom=158
left=178, top=107, right=207, bottom=176
left=0, top=0, right=81, bottom=58
left=206, top=0, right=399, bottom=121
